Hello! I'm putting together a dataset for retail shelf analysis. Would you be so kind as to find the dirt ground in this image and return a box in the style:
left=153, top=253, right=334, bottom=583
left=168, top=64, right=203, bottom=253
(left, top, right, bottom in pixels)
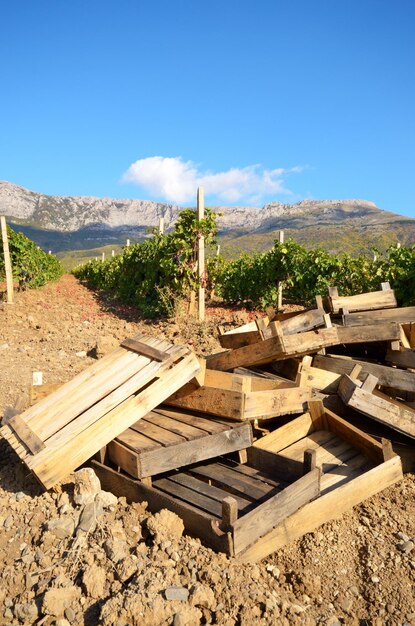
left=0, top=275, right=414, bottom=626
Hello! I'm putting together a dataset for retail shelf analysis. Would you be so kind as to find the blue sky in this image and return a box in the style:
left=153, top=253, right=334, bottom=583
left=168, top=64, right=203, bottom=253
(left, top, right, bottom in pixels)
left=1, top=0, right=414, bottom=216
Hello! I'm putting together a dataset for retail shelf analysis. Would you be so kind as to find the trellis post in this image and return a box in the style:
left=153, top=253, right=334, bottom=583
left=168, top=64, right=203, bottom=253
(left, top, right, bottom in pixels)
left=0, top=216, right=14, bottom=304
left=277, top=230, right=284, bottom=310
left=197, top=187, right=205, bottom=322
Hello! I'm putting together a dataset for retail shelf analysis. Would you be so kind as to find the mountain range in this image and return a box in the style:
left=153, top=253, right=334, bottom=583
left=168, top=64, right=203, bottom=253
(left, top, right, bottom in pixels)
left=1, top=180, right=414, bottom=258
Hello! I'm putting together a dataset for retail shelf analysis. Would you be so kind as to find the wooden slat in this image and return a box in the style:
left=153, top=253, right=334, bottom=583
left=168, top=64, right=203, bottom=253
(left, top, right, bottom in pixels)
left=121, top=338, right=171, bottom=361
left=232, top=468, right=320, bottom=555
left=314, top=354, right=415, bottom=393
left=328, top=288, right=397, bottom=314
left=189, top=463, right=275, bottom=501
left=342, top=306, right=415, bottom=327
left=156, top=407, right=230, bottom=434
left=338, top=375, right=415, bottom=439
left=153, top=477, right=223, bottom=517
left=385, top=348, right=415, bottom=370
left=7, top=414, right=45, bottom=454
left=130, top=419, right=187, bottom=447
left=168, top=473, right=253, bottom=512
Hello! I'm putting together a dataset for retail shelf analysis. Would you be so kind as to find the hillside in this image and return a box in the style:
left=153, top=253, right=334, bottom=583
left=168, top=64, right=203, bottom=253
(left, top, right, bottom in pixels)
left=1, top=181, right=415, bottom=257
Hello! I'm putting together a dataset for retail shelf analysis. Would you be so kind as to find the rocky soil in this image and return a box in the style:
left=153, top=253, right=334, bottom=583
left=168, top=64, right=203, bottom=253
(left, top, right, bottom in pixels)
left=0, top=275, right=414, bottom=626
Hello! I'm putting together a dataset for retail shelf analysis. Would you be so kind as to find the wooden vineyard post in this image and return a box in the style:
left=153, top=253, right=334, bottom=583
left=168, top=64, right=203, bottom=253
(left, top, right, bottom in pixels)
left=159, top=217, right=165, bottom=235
left=0, top=216, right=14, bottom=304
left=197, top=186, right=205, bottom=322
left=277, top=230, right=284, bottom=311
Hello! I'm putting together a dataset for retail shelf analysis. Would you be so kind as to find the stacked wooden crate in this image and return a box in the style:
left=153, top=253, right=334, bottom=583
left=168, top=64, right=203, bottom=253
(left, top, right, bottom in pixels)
left=4, top=283, right=413, bottom=559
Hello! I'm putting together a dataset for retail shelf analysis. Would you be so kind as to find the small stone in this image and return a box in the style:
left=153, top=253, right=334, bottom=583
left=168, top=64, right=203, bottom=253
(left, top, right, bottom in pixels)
left=95, top=336, right=119, bottom=358
left=396, top=531, right=410, bottom=542
left=147, top=509, right=184, bottom=544
left=165, top=586, right=190, bottom=602
left=398, top=540, right=414, bottom=554
left=14, top=602, right=39, bottom=622
left=55, top=620, right=71, bottom=626
left=73, top=468, right=101, bottom=506
left=75, top=351, right=87, bottom=358
left=348, top=586, right=360, bottom=596
left=4, top=609, right=13, bottom=620
left=189, top=583, right=216, bottom=610
left=46, top=516, right=75, bottom=539
left=64, top=607, right=76, bottom=622
left=340, top=597, right=354, bottom=613
left=104, top=538, right=129, bottom=563
left=95, top=490, right=118, bottom=509
left=43, top=586, right=81, bottom=617
left=4, top=515, right=13, bottom=529
left=83, top=564, right=106, bottom=598
left=371, top=575, right=380, bottom=583
left=15, top=492, right=26, bottom=502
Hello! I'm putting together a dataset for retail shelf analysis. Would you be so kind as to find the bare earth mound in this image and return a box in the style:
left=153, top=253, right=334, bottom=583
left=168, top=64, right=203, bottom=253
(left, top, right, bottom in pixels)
left=0, top=276, right=414, bottom=625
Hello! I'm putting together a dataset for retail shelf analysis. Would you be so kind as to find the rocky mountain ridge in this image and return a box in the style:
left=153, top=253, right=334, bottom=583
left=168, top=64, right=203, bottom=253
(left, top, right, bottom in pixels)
left=0, top=180, right=393, bottom=233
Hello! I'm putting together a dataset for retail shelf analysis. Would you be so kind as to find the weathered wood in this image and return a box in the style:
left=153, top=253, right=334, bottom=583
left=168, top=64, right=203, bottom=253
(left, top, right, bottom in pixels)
left=336, top=323, right=400, bottom=345
left=342, top=306, right=415, bottom=327
left=338, top=375, right=415, bottom=439
left=237, top=456, right=403, bottom=562
left=109, top=420, right=252, bottom=478
left=314, top=354, right=415, bottom=393
left=303, top=448, right=317, bottom=474
left=232, top=468, right=320, bottom=555
left=385, top=348, right=415, bottom=370
left=246, top=446, right=304, bottom=481
left=0, top=216, right=14, bottom=303
left=221, top=497, right=238, bottom=532
left=7, top=414, right=45, bottom=454
left=328, top=288, right=397, bottom=314
left=120, top=338, right=171, bottom=361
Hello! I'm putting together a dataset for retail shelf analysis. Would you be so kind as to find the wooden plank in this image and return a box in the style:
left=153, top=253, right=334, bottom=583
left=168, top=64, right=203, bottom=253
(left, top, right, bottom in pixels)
left=342, top=306, right=415, bottom=327
left=253, top=411, right=316, bottom=453
left=107, top=440, right=141, bottom=477
left=338, top=375, right=415, bottom=439
left=169, top=473, right=253, bottom=511
left=232, top=468, right=320, bottom=555
left=91, top=461, right=231, bottom=554
left=155, top=407, right=230, bottom=434
left=135, top=422, right=252, bottom=478
left=120, top=338, right=171, bottom=361
left=319, top=452, right=374, bottom=494
left=7, top=414, right=45, bottom=454
left=165, top=384, right=245, bottom=420
left=0, top=216, right=14, bottom=303
left=328, top=288, right=397, bottom=314
left=143, top=412, right=208, bottom=440
left=263, top=308, right=325, bottom=339
left=324, top=406, right=387, bottom=463
left=189, top=463, right=275, bottom=501
left=336, top=323, right=400, bottom=345
left=246, top=446, right=304, bottom=481
left=221, top=459, right=287, bottom=489
left=129, top=419, right=187, bottom=447
left=207, top=327, right=339, bottom=371
left=385, top=348, right=415, bottom=370
left=243, top=387, right=311, bottom=419
left=314, top=354, right=415, bottom=393
left=115, top=427, right=159, bottom=452
left=237, top=456, right=403, bottom=562
left=153, top=477, right=222, bottom=517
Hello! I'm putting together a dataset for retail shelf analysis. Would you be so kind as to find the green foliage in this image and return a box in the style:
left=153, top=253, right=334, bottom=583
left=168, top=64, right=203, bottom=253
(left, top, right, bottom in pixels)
left=73, top=208, right=218, bottom=316
left=73, top=209, right=415, bottom=315
left=214, top=238, right=415, bottom=308
left=0, top=226, right=63, bottom=288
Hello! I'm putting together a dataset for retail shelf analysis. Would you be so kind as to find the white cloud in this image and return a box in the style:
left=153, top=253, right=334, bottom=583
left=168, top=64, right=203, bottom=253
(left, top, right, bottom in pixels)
left=122, top=156, right=303, bottom=205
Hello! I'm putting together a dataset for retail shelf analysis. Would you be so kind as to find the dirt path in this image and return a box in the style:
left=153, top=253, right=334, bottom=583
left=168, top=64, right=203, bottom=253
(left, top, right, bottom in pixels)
left=0, top=276, right=414, bottom=625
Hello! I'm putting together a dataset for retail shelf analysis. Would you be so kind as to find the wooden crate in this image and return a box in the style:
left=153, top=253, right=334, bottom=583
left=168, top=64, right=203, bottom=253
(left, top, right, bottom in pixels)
left=165, top=369, right=311, bottom=421
left=0, top=334, right=201, bottom=489
left=236, top=400, right=403, bottom=561
left=107, top=406, right=253, bottom=479
left=92, top=447, right=320, bottom=558
left=327, top=284, right=397, bottom=315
